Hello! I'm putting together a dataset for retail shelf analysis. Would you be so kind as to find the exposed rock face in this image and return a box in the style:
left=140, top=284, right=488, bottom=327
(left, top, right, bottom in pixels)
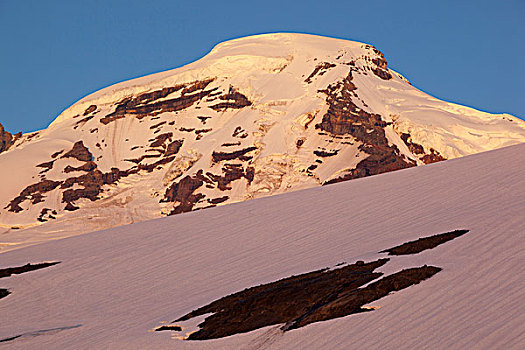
left=100, top=80, right=216, bottom=124
left=2, top=33, right=525, bottom=237
left=6, top=137, right=182, bottom=214
left=316, top=71, right=415, bottom=183
left=0, top=122, right=20, bottom=154
left=6, top=180, right=61, bottom=213
left=62, top=141, right=93, bottom=162
left=211, top=146, right=257, bottom=162
left=400, top=133, right=446, bottom=164
left=163, top=175, right=205, bottom=214
left=305, top=62, right=336, bottom=83
left=209, top=87, right=252, bottom=111
left=167, top=228, right=468, bottom=340
left=365, top=44, right=393, bottom=80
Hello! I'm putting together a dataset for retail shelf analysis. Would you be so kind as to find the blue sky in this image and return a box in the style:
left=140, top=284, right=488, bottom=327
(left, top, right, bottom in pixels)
left=1, top=0, right=524, bottom=132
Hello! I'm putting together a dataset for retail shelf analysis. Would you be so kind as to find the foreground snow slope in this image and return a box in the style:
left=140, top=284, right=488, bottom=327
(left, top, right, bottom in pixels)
left=1, top=143, right=524, bottom=349
left=2, top=33, right=525, bottom=244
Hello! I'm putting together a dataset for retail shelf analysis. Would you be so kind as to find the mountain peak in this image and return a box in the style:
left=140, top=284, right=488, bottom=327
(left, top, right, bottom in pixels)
left=1, top=34, right=525, bottom=246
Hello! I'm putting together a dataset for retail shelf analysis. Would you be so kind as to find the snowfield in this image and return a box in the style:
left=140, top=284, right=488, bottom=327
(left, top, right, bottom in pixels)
left=1, top=143, right=524, bottom=349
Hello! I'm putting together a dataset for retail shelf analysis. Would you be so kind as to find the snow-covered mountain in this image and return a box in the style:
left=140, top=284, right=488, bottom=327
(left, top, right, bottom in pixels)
left=1, top=143, right=524, bottom=349
left=2, top=33, right=525, bottom=245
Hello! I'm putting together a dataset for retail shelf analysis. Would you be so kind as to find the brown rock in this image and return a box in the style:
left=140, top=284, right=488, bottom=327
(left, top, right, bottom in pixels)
left=316, top=71, right=414, bottom=184
left=0, top=122, right=19, bottom=154
left=6, top=180, right=61, bottom=212
left=305, top=62, right=336, bottom=83
left=83, top=105, right=97, bottom=116
left=209, top=87, right=252, bottom=111
left=163, top=175, right=205, bottom=215
left=100, top=79, right=216, bottom=124
left=62, top=141, right=93, bottom=162
left=399, top=133, right=447, bottom=164
left=212, top=146, right=257, bottom=162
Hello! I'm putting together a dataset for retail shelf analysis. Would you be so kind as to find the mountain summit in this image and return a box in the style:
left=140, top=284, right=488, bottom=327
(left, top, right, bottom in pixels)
left=2, top=33, right=525, bottom=243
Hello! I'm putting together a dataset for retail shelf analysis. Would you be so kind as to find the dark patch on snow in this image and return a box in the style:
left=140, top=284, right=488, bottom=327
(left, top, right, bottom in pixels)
left=313, top=149, right=339, bottom=157
left=37, top=208, right=56, bottom=222
left=166, top=228, right=471, bottom=340
left=0, top=324, right=82, bottom=343
left=83, top=105, right=97, bottom=116
left=155, top=325, right=182, bottom=332
left=209, top=87, right=252, bottom=111
left=206, top=164, right=255, bottom=191
left=380, top=229, right=469, bottom=255
left=61, top=141, right=93, bottom=162
left=64, top=161, right=97, bottom=173
left=150, top=121, right=166, bottom=130
left=399, top=133, right=446, bottom=164
left=221, top=141, right=241, bottom=147
left=212, top=147, right=257, bottom=163
left=208, top=196, right=229, bottom=205
left=0, top=289, right=10, bottom=300
left=0, top=334, right=20, bottom=342
left=0, top=262, right=60, bottom=300
left=165, top=140, right=183, bottom=157
left=150, top=132, right=173, bottom=148
left=362, top=45, right=392, bottom=80
left=51, top=150, right=64, bottom=158
left=195, top=128, right=212, bottom=140
left=304, top=62, right=336, bottom=84
left=163, top=175, right=205, bottom=215
left=36, top=161, right=54, bottom=170
left=173, top=257, right=440, bottom=340
left=307, top=164, right=318, bottom=171
left=232, top=126, right=248, bottom=139
left=0, top=261, right=60, bottom=279
left=197, top=116, right=212, bottom=124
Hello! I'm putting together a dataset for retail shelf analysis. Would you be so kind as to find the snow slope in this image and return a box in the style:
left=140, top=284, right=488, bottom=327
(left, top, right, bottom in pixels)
left=2, top=33, right=525, bottom=248
left=1, top=143, right=524, bottom=349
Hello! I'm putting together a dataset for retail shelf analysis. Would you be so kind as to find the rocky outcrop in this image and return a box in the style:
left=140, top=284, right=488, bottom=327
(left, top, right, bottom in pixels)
left=314, top=149, right=339, bottom=157
left=400, top=133, right=446, bottom=164
left=62, top=141, right=93, bottom=162
left=163, top=175, right=205, bottom=215
left=363, top=45, right=392, bottom=80
left=0, top=122, right=20, bottom=154
left=162, top=161, right=255, bottom=214
left=6, top=137, right=182, bottom=214
left=209, top=87, right=252, bottom=111
left=100, top=79, right=216, bottom=124
left=83, top=105, right=97, bottom=116
left=316, top=71, right=415, bottom=184
left=6, top=180, right=61, bottom=213
left=380, top=229, right=469, bottom=255
left=206, top=164, right=255, bottom=191
left=212, top=146, right=257, bottom=162
left=166, top=228, right=469, bottom=340
left=304, top=62, right=336, bottom=83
